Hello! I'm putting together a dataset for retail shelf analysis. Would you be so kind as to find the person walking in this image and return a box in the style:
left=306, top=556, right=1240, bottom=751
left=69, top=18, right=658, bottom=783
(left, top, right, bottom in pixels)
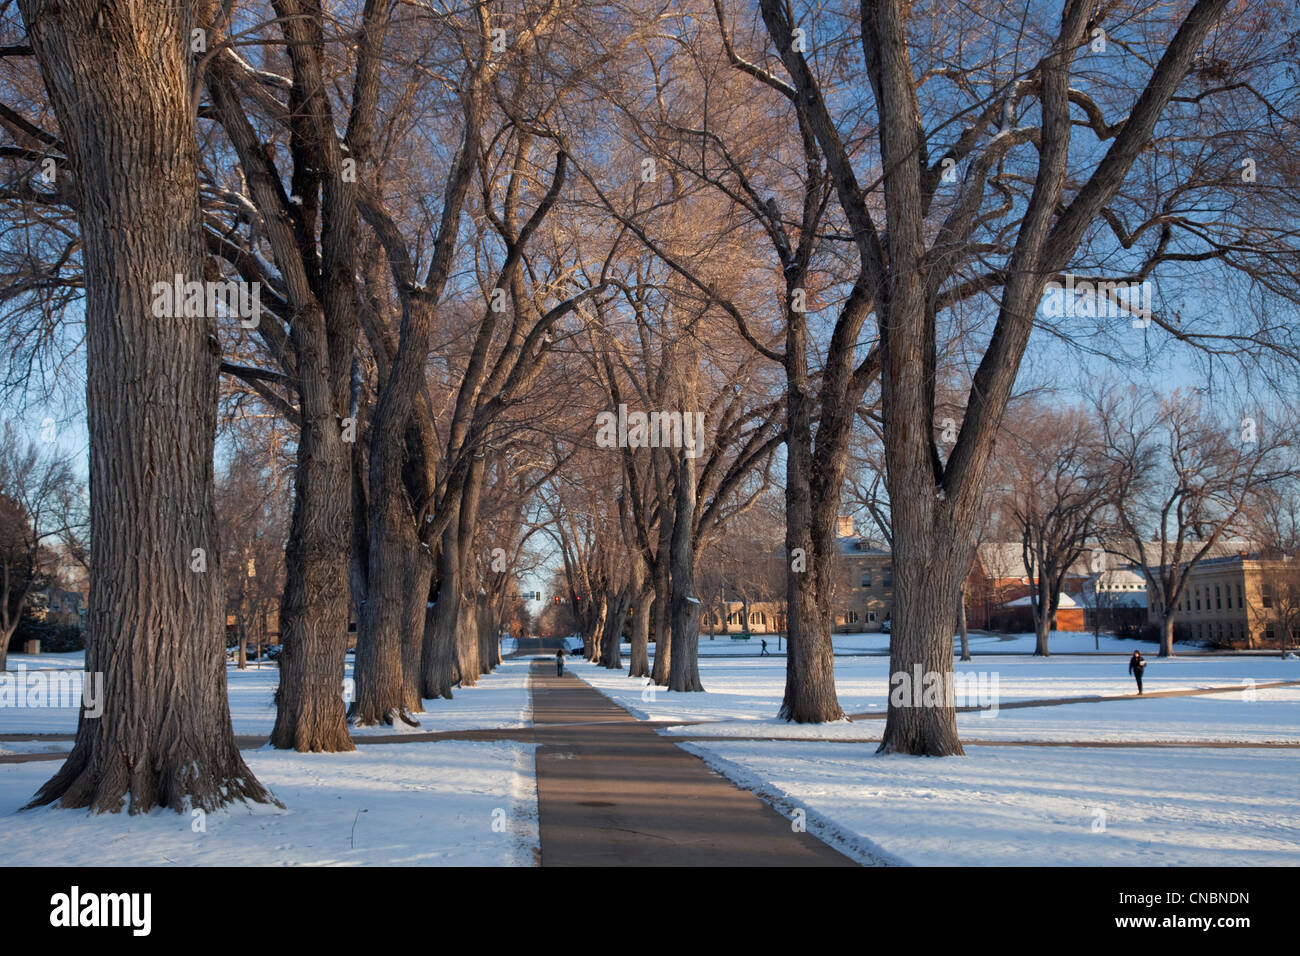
left=555, top=647, right=565, bottom=678
left=760, top=639, right=769, bottom=657
left=1128, top=650, right=1146, bottom=695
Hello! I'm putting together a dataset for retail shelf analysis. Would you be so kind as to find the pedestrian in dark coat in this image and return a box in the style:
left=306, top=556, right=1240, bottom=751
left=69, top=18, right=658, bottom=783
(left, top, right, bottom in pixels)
left=1128, top=650, right=1146, bottom=695
left=555, top=647, right=565, bottom=677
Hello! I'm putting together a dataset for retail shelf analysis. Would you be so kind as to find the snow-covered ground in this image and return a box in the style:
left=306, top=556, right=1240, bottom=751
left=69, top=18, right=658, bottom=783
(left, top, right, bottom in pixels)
left=0, top=654, right=540, bottom=865
left=0, top=741, right=538, bottom=865
left=5, top=639, right=1297, bottom=866
left=567, top=651, right=1300, bottom=736
left=567, top=648, right=1300, bottom=866
left=0, top=652, right=532, bottom=739
left=681, top=741, right=1299, bottom=866
left=691, top=629, right=1169, bottom=656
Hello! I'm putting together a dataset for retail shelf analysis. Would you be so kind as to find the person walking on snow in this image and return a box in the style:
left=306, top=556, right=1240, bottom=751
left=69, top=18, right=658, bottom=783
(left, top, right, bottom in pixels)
left=1128, top=650, right=1146, bottom=695
left=555, top=647, right=565, bottom=677
left=760, top=639, right=769, bottom=656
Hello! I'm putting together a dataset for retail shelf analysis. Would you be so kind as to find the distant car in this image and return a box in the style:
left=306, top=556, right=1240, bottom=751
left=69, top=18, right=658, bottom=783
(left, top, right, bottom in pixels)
left=880, top=619, right=891, bottom=634
left=264, top=645, right=283, bottom=661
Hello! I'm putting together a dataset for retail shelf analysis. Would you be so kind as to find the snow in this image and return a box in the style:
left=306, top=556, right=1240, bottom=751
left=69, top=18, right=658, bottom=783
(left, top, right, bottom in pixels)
left=0, top=656, right=539, bottom=865
left=0, top=741, right=538, bottom=866
left=563, top=643, right=1300, bottom=865
left=566, top=649, right=1300, bottom=735
left=5, top=639, right=1297, bottom=866
left=680, top=742, right=1300, bottom=866
left=0, top=654, right=533, bottom=738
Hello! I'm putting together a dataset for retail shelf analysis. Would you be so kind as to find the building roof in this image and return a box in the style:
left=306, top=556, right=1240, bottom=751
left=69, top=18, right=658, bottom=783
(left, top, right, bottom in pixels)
left=975, top=540, right=1255, bottom=580
left=836, top=536, right=889, bottom=556
left=1002, top=592, right=1082, bottom=608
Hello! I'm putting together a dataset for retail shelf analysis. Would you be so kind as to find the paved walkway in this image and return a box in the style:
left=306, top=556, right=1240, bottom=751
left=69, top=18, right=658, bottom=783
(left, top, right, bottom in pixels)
left=528, top=659, right=858, bottom=866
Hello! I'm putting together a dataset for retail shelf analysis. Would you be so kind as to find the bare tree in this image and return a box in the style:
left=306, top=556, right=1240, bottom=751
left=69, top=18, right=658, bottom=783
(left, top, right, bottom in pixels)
left=0, top=423, right=79, bottom=669
left=1002, top=404, right=1111, bottom=655
left=1098, top=387, right=1296, bottom=656
left=20, top=0, right=272, bottom=811
left=739, top=0, right=1299, bottom=753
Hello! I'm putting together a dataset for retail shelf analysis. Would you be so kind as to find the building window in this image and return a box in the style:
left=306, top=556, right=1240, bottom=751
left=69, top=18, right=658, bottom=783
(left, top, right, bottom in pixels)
left=882, top=566, right=892, bottom=588
left=1195, top=588, right=1201, bottom=611
left=1215, top=585, right=1221, bottom=610
left=861, top=572, right=871, bottom=588
left=1262, top=583, right=1274, bottom=609
left=868, top=612, right=877, bottom=623
left=845, top=610, right=858, bottom=624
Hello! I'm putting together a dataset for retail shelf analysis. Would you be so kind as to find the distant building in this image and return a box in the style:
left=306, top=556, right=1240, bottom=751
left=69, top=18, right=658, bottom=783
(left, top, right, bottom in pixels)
left=833, top=535, right=894, bottom=632
left=1158, top=553, right=1300, bottom=649
left=702, top=525, right=1268, bottom=639
left=1080, top=568, right=1148, bottom=632
left=997, top=591, right=1086, bottom=632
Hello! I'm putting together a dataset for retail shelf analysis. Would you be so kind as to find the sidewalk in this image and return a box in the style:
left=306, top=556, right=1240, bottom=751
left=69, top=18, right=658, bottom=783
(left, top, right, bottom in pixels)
left=529, top=659, right=859, bottom=866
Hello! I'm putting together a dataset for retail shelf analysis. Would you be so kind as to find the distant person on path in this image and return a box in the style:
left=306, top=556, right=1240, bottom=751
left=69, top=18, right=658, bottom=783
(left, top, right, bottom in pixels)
left=760, top=639, right=769, bottom=656
left=555, top=647, right=565, bottom=677
left=1128, top=650, right=1146, bottom=695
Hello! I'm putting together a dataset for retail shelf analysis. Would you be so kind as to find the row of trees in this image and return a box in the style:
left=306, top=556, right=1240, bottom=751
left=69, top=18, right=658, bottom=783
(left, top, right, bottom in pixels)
left=0, top=0, right=1296, bottom=812
left=983, top=388, right=1296, bottom=657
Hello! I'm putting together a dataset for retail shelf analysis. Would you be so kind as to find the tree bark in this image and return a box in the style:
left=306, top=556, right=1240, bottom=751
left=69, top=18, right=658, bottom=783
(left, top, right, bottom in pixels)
left=1160, top=615, right=1176, bottom=658
left=21, top=0, right=272, bottom=811
left=586, top=591, right=607, bottom=663
left=353, top=455, right=421, bottom=724
left=422, top=519, right=461, bottom=699
left=1033, top=576, right=1055, bottom=657
left=667, top=446, right=704, bottom=693
left=628, top=584, right=653, bottom=678
left=401, top=537, right=434, bottom=713
left=600, top=586, right=630, bottom=670
left=272, top=414, right=355, bottom=750
left=777, top=385, right=845, bottom=722
left=649, top=477, right=674, bottom=685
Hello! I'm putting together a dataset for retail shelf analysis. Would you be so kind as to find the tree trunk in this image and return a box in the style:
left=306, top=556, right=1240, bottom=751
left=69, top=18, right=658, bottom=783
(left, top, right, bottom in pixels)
left=628, top=585, right=653, bottom=678
left=667, top=445, right=704, bottom=693
left=477, top=591, right=498, bottom=673
left=457, top=584, right=480, bottom=687
left=586, top=592, right=607, bottom=663
left=353, top=467, right=417, bottom=724
left=1033, top=578, right=1053, bottom=657
left=1160, top=615, right=1176, bottom=657
left=401, top=538, right=433, bottom=713
left=21, top=0, right=271, bottom=811
left=453, top=458, right=486, bottom=686
left=649, top=494, right=673, bottom=685
left=600, top=586, right=630, bottom=670
left=878, top=523, right=966, bottom=756
left=422, top=521, right=460, bottom=699
left=272, top=416, right=355, bottom=750
left=958, top=579, right=971, bottom=662
left=778, top=393, right=844, bottom=722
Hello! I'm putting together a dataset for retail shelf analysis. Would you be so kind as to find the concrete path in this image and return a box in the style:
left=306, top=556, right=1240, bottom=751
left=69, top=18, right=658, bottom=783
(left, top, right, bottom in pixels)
left=528, top=659, right=858, bottom=866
